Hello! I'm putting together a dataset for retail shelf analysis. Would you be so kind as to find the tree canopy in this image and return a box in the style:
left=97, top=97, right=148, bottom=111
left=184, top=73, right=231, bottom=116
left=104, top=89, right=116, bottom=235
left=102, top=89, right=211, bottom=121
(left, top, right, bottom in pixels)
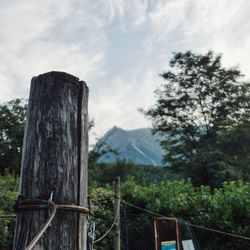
left=0, top=99, right=27, bottom=175
left=144, top=51, right=250, bottom=186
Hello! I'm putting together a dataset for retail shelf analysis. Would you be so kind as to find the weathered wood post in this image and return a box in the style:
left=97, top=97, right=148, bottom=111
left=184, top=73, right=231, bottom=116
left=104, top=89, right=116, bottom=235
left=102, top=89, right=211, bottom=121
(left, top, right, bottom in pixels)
left=114, top=177, right=121, bottom=250
left=13, top=72, right=88, bottom=250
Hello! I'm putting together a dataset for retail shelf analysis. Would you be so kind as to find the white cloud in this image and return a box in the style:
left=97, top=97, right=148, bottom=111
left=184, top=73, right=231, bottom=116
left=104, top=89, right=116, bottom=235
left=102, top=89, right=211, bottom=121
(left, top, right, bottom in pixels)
left=0, top=66, right=17, bottom=101
left=1, top=0, right=250, bottom=140
left=144, top=0, right=250, bottom=75
left=0, top=0, right=108, bottom=102
left=89, top=68, right=160, bottom=139
left=97, top=0, right=149, bottom=31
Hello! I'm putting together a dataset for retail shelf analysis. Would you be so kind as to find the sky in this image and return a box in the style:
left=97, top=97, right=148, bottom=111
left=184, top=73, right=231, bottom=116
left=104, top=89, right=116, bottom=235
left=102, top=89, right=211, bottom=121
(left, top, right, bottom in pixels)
left=1, top=0, right=250, bottom=142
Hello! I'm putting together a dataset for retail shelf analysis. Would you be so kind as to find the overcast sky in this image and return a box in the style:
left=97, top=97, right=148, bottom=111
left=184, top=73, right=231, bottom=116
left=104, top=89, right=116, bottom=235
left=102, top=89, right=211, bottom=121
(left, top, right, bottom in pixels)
left=1, top=0, right=250, bottom=141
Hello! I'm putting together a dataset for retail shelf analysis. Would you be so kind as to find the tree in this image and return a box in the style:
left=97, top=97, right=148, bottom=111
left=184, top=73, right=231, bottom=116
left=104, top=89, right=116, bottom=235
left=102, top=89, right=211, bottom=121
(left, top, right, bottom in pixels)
left=0, top=99, right=27, bottom=175
left=144, top=51, right=250, bottom=185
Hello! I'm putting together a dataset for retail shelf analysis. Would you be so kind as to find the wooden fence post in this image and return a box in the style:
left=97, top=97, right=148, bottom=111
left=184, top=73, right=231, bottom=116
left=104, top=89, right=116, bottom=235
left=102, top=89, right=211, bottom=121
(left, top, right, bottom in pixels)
left=114, top=176, right=121, bottom=250
left=13, top=71, right=89, bottom=250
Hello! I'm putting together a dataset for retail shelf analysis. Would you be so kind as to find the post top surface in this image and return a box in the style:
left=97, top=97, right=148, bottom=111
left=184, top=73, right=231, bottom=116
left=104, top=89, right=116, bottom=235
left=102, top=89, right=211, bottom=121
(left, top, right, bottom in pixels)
left=34, top=71, right=82, bottom=84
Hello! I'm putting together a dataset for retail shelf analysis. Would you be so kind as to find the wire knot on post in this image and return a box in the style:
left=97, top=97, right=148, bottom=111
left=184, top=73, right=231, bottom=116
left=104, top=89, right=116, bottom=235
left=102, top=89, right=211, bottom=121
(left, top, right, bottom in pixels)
left=15, top=195, right=90, bottom=214
left=14, top=195, right=90, bottom=250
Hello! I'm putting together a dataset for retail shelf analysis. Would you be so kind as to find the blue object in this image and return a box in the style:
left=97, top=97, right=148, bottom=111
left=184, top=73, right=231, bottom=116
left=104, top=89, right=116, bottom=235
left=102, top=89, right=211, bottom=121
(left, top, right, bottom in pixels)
left=161, top=241, right=176, bottom=250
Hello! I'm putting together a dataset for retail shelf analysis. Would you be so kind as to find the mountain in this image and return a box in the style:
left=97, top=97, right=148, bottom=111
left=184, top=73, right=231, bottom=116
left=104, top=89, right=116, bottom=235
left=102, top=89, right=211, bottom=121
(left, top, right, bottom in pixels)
left=97, top=127, right=164, bottom=166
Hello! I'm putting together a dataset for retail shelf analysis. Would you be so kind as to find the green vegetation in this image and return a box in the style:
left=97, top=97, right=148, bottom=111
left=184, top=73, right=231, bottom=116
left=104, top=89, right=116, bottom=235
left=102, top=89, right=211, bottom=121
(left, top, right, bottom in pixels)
left=89, top=160, right=178, bottom=186
left=121, top=178, right=250, bottom=249
left=144, top=51, right=250, bottom=186
left=1, top=173, right=249, bottom=249
left=0, top=174, right=18, bottom=250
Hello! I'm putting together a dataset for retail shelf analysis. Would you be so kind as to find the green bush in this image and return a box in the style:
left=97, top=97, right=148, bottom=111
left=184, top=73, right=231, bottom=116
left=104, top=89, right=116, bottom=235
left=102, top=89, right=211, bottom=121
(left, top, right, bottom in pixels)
left=0, top=174, right=249, bottom=249
left=0, top=174, right=19, bottom=250
left=121, top=178, right=250, bottom=249
left=90, top=185, right=114, bottom=250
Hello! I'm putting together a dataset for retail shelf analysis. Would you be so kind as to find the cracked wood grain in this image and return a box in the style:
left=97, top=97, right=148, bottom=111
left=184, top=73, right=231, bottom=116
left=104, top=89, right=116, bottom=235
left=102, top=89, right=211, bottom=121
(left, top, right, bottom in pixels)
left=13, top=71, right=88, bottom=250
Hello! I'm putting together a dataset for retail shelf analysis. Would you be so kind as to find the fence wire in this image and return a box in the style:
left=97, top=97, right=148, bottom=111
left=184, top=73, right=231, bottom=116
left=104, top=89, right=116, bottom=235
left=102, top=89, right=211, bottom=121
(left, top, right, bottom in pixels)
left=1, top=198, right=250, bottom=250
left=120, top=204, right=155, bottom=250
left=120, top=201, right=250, bottom=250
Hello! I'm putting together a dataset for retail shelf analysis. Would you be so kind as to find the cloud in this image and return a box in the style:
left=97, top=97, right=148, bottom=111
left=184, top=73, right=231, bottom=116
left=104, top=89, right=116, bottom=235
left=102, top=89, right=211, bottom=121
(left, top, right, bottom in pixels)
left=0, top=0, right=108, bottom=102
left=97, top=0, right=149, bottom=31
left=1, top=0, right=250, bottom=141
left=89, top=68, right=160, bottom=139
left=143, top=0, right=250, bottom=74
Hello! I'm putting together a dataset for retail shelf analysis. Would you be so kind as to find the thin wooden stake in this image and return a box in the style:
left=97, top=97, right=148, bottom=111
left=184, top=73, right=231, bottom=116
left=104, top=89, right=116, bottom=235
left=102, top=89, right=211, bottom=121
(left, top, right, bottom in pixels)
left=114, top=176, right=121, bottom=250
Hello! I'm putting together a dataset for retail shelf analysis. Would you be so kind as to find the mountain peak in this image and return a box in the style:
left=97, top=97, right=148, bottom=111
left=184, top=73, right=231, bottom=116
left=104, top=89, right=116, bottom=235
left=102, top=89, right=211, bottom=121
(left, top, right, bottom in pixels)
left=98, top=127, right=164, bottom=166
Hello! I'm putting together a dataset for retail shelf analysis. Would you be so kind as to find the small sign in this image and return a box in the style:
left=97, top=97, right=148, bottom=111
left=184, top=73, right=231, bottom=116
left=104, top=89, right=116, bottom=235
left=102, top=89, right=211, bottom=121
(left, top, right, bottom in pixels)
left=182, top=239, right=195, bottom=250
left=161, top=240, right=176, bottom=250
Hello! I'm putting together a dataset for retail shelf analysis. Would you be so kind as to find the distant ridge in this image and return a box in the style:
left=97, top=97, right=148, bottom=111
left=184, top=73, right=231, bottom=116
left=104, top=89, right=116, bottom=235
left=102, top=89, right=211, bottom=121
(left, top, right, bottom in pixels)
left=98, top=127, right=164, bottom=166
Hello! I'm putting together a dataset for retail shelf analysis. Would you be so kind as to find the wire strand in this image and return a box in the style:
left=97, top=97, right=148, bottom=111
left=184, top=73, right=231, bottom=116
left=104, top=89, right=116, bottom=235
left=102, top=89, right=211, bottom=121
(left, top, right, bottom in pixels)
left=122, top=199, right=250, bottom=241
left=178, top=219, right=250, bottom=241
left=93, top=205, right=119, bottom=244
left=25, top=202, right=57, bottom=250
left=122, top=200, right=176, bottom=221
left=15, top=198, right=90, bottom=250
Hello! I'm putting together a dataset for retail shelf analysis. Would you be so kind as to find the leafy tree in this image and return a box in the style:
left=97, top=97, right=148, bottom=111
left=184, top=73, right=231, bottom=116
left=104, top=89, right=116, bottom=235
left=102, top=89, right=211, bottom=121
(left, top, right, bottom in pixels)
left=0, top=99, right=27, bottom=175
left=219, top=121, right=250, bottom=180
left=188, top=121, right=250, bottom=186
left=144, top=51, right=250, bottom=185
